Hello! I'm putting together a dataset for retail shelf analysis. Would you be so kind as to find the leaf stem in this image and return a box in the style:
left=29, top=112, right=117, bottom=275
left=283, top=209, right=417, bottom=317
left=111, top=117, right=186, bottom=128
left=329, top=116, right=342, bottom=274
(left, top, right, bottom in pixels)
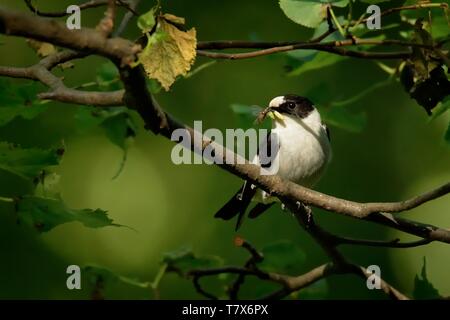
left=185, top=60, right=217, bottom=79
left=151, top=263, right=167, bottom=290
left=345, top=0, right=353, bottom=33
left=332, top=77, right=394, bottom=107
left=328, top=5, right=345, bottom=38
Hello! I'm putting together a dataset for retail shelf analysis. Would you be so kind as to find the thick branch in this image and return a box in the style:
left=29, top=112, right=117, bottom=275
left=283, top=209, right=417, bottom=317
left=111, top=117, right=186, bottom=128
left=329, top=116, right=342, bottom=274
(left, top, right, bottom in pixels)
left=0, top=8, right=139, bottom=66
left=0, top=61, right=124, bottom=107
left=189, top=261, right=407, bottom=300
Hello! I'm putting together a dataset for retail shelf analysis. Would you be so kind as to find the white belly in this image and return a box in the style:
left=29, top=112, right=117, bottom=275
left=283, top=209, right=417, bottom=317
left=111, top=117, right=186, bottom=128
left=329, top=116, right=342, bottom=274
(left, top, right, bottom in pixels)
left=254, top=114, right=332, bottom=203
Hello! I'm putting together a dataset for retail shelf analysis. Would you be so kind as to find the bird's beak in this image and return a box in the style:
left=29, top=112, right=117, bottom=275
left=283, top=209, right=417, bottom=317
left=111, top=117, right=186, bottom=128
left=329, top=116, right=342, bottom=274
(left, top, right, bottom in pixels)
left=255, top=106, right=285, bottom=124
left=266, top=107, right=285, bottom=122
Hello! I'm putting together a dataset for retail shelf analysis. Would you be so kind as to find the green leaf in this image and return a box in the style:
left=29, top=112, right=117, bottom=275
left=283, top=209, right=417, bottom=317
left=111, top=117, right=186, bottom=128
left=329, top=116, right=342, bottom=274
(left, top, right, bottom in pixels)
left=75, top=106, right=137, bottom=150
left=257, top=240, right=306, bottom=273
left=137, top=8, right=157, bottom=33
left=102, top=114, right=133, bottom=150
left=95, top=62, right=122, bottom=91
left=0, top=80, right=48, bottom=127
left=75, top=107, right=137, bottom=178
left=279, top=0, right=324, bottom=28
left=312, top=19, right=344, bottom=41
left=413, top=257, right=441, bottom=299
left=16, top=195, right=119, bottom=233
left=147, top=78, right=163, bottom=94
left=84, top=265, right=149, bottom=288
left=430, top=96, right=450, bottom=120
left=288, top=52, right=346, bottom=76
left=445, top=121, right=450, bottom=146
left=432, top=15, right=450, bottom=40
left=84, top=265, right=150, bottom=293
left=33, top=172, right=61, bottom=198
left=320, top=106, right=367, bottom=133
left=279, top=0, right=349, bottom=28
left=163, top=246, right=224, bottom=276
left=0, top=142, right=62, bottom=180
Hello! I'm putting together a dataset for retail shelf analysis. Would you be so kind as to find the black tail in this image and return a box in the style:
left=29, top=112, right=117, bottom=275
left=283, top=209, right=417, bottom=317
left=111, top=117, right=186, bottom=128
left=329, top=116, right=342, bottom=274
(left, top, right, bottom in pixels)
left=248, top=202, right=274, bottom=219
left=214, top=181, right=257, bottom=231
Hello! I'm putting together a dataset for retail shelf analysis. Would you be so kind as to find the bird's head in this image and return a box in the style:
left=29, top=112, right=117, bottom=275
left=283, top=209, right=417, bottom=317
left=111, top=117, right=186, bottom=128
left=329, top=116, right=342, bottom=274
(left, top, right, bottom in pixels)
left=266, top=94, right=315, bottom=121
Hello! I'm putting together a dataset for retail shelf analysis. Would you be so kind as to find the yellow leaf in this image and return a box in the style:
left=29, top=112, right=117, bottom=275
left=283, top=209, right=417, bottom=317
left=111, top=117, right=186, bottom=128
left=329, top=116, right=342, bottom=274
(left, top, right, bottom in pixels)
left=27, top=39, right=57, bottom=58
left=139, top=14, right=197, bottom=91
left=162, top=13, right=185, bottom=25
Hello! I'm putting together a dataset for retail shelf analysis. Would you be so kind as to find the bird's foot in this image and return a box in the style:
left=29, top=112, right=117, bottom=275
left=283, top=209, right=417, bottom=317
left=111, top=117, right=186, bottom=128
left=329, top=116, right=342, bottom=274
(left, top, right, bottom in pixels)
left=296, top=201, right=314, bottom=227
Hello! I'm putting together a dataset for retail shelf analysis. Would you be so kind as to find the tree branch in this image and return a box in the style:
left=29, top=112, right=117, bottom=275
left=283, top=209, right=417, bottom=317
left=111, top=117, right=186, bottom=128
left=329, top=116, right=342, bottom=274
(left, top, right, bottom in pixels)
left=23, top=0, right=137, bottom=18
left=0, top=8, right=139, bottom=66
left=113, top=0, right=141, bottom=37
left=0, top=58, right=124, bottom=107
left=333, top=236, right=432, bottom=248
left=96, top=0, right=116, bottom=36
left=356, top=2, right=449, bottom=26
left=227, top=238, right=264, bottom=299
left=196, top=38, right=426, bottom=61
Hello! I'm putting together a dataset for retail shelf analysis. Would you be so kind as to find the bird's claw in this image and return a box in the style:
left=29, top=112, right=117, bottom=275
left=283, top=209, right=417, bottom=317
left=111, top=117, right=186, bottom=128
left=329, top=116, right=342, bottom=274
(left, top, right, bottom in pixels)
left=296, top=201, right=313, bottom=227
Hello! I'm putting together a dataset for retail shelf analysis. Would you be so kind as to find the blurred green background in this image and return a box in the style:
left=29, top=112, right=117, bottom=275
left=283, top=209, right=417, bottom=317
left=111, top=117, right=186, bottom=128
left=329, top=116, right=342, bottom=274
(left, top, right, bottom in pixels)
left=0, top=0, right=449, bottom=299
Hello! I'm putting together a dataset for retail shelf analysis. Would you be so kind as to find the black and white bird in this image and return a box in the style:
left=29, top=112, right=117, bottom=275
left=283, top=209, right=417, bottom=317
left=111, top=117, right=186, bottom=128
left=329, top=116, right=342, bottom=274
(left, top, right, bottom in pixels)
left=214, top=94, right=332, bottom=230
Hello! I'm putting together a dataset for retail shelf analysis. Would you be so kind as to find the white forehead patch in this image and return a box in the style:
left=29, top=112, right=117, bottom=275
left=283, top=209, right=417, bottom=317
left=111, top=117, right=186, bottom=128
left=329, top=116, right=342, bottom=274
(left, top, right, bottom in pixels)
left=269, top=96, right=285, bottom=108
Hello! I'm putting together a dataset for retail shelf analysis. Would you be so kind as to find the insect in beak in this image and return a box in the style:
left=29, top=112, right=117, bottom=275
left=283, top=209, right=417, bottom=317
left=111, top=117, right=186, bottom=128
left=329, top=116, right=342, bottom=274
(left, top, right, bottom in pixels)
left=267, top=109, right=285, bottom=121
left=256, top=106, right=285, bottom=124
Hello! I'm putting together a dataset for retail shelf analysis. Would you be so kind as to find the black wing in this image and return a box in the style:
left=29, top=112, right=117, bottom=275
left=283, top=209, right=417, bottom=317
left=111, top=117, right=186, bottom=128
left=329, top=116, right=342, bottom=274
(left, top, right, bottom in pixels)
left=214, top=181, right=257, bottom=231
left=258, top=129, right=280, bottom=169
left=214, top=130, right=279, bottom=230
left=324, top=124, right=331, bottom=142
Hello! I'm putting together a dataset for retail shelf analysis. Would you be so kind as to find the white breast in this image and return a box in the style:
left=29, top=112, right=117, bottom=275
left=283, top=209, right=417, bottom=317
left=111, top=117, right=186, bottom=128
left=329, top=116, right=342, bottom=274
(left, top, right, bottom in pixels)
left=254, top=109, right=332, bottom=203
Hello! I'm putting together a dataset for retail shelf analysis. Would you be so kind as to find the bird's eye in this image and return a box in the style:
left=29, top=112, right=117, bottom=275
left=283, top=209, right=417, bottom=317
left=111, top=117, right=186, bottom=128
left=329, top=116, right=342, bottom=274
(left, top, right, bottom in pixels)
left=287, top=102, right=296, bottom=109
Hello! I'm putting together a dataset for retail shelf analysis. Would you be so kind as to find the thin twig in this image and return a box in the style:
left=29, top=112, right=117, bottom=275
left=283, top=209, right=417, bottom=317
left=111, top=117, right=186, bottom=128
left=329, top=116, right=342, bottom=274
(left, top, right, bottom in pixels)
left=113, top=0, right=141, bottom=37
left=197, top=38, right=434, bottom=61
left=227, top=237, right=264, bottom=299
left=97, top=0, right=116, bottom=36
left=334, top=236, right=433, bottom=248
left=358, top=2, right=449, bottom=26
left=192, top=275, right=218, bottom=300
left=23, top=0, right=136, bottom=18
